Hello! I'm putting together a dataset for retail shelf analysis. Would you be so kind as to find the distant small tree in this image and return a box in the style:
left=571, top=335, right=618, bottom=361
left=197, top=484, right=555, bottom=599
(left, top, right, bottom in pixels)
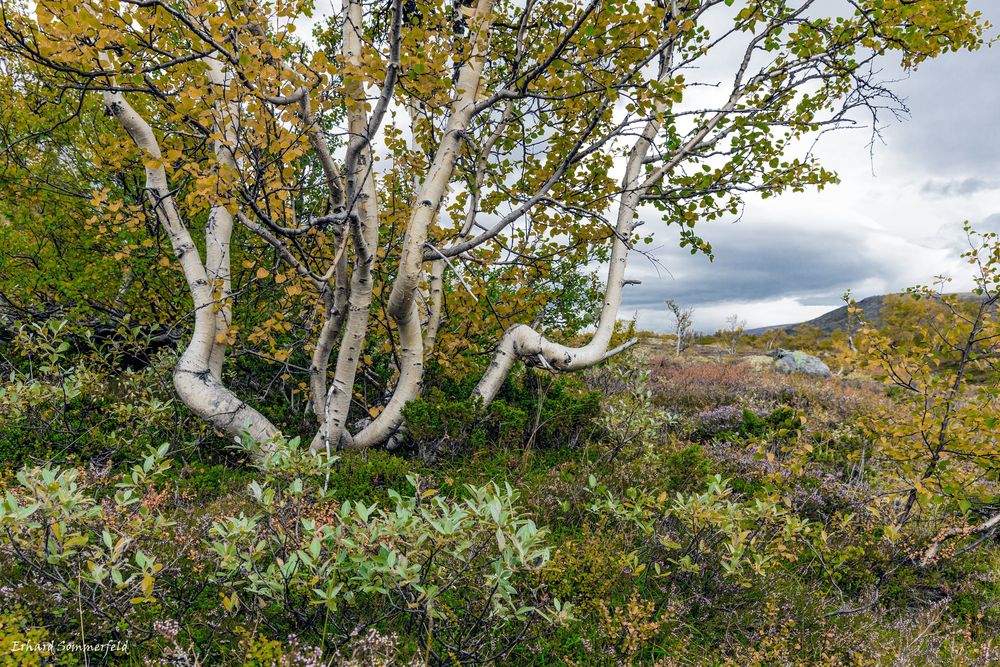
left=843, top=290, right=859, bottom=353
left=718, top=314, right=746, bottom=355
left=757, top=327, right=788, bottom=352
left=665, top=300, right=695, bottom=356
left=787, top=324, right=826, bottom=352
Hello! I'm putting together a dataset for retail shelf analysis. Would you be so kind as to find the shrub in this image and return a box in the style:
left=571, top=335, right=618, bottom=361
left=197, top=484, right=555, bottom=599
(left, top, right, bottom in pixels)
left=595, top=359, right=679, bottom=462
left=587, top=474, right=819, bottom=586
left=205, top=435, right=570, bottom=663
left=542, top=525, right=637, bottom=614
left=403, top=370, right=601, bottom=459
left=0, top=444, right=174, bottom=639
left=0, top=320, right=189, bottom=466
left=650, top=359, right=759, bottom=412
left=0, top=605, right=54, bottom=666
left=320, top=449, right=414, bottom=502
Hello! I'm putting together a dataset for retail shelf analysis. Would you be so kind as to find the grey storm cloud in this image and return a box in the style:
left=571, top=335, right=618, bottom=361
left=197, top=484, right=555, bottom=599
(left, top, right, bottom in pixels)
left=621, top=222, right=882, bottom=309
left=981, top=213, right=1000, bottom=234
left=921, top=178, right=1000, bottom=198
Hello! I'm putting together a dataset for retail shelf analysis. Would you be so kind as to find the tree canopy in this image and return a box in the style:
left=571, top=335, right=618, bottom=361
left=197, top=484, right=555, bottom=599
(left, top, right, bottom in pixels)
left=0, top=0, right=987, bottom=450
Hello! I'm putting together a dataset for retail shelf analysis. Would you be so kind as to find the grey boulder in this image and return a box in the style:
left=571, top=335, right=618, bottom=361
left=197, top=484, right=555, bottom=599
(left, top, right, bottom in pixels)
left=770, top=349, right=832, bottom=377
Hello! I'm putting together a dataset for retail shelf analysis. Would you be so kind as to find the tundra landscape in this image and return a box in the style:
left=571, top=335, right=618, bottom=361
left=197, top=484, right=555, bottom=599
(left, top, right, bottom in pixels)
left=0, top=0, right=999, bottom=664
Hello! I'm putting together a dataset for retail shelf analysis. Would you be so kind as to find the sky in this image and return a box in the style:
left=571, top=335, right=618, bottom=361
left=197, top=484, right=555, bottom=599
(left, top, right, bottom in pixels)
left=621, top=1, right=1000, bottom=333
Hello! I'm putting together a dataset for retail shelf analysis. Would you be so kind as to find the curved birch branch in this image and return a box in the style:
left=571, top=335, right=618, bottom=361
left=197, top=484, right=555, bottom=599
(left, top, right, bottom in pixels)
left=100, top=54, right=279, bottom=444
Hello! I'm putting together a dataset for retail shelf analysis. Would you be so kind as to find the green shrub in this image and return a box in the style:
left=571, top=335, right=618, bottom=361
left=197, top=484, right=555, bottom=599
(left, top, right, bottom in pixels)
left=403, top=371, right=601, bottom=457
left=0, top=444, right=175, bottom=640
left=0, top=320, right=191, bottom=467
left=0, top=606, right=54, bottom=666
left=203, top=435, right=571, bottom=663
left=322, top=449, right=414, bottom=502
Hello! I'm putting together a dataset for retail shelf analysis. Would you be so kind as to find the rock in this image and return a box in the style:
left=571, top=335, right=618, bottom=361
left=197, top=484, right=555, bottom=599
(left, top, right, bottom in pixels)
left=770, top=349, right=832, bottom=377
left=742, top=355, right=775, bottom=371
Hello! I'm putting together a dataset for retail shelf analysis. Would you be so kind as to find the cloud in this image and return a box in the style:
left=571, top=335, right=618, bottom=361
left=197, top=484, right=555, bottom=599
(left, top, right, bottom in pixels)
left=620, top=214, right=963, bottom=331
left=921, top=178, right=1000, bottom=197
left=981, top=213, right=1000, bottom=234
left=622, top=220, right=878, bottom=309
left=882, top=25, right=1000, bottom=175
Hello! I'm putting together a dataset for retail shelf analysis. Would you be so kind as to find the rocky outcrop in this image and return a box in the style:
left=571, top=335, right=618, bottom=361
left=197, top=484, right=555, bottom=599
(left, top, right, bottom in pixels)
left=770, top=349, right=832, bottom=377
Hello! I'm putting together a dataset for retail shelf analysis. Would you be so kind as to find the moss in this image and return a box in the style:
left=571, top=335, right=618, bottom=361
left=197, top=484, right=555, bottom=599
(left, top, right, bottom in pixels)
left=0, top=607, right=54, bottom=666
left=172, top=464, right=253, bottom=499
left=325, top=449, right=415, bottom=502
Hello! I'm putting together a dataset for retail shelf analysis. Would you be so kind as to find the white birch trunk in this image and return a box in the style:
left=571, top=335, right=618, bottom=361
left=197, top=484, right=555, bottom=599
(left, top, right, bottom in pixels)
left=205, top=56, right=237, bottom=380
left=101, top=56, right=279, bottom=445
left=310, top=0, right=381, bottom=452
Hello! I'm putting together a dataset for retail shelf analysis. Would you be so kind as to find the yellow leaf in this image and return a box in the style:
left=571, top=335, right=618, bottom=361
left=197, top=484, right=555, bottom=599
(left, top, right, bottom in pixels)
left=256, top=267, right=269, bottom=279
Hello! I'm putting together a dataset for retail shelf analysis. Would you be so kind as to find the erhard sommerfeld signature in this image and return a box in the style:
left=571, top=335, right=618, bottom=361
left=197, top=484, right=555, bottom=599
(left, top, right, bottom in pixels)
left=8, top=640, right=129, bottom=654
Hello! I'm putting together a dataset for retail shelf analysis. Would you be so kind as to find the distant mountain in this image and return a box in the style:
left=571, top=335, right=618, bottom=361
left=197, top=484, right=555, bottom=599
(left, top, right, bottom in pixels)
left=747, top=293, right=987, bottom=336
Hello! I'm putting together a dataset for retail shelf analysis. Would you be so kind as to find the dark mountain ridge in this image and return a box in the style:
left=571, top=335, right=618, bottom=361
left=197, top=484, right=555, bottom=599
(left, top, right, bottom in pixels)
left=747, top=292, right=989, bottom=336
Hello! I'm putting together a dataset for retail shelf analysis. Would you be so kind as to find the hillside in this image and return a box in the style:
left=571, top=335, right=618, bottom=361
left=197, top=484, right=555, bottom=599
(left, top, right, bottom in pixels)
left=746, top=295, right=888, bottom=336
left=748, top=292, right=990, bottom=336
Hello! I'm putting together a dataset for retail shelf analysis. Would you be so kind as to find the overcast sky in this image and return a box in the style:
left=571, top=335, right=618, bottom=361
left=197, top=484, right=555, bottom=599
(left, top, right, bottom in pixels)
left=624, top=1, right=1000, bottom=333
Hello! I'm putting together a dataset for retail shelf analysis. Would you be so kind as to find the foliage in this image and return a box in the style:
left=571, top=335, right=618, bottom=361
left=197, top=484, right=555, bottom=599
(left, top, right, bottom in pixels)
left=212, top=435, right=562, bottom=642
left=0, top=319, right=186, bottom=466
left=0, top=327, right=999, bottom=663
left=0, top=0, right=987, bottom=448
left=403, top=370, right=602, bottom=458
left=0, top=606, right=53, bottom=666
left=587, top=473, right=817, bottom=585
left=0, top=444, right=174, bottom=635
left=859, top=225, right=1000, bottom=560
left=0, top=1, right=996, bottom=658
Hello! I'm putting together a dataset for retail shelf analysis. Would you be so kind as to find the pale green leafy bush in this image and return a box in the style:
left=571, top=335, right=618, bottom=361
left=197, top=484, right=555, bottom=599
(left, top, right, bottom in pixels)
left=0, top=319, right=179, bottom=464
left=207, top=434, right=570, bottom=662
left=0, top=444, right=174, bottom=629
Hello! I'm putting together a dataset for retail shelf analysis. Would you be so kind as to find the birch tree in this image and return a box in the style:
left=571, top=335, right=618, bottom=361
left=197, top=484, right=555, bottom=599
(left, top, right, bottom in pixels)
left=0, top=0, right=986, bottom=451
left=665, top=299, right=694, bottom=356
left=719, top=313, right=746, bottom=355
